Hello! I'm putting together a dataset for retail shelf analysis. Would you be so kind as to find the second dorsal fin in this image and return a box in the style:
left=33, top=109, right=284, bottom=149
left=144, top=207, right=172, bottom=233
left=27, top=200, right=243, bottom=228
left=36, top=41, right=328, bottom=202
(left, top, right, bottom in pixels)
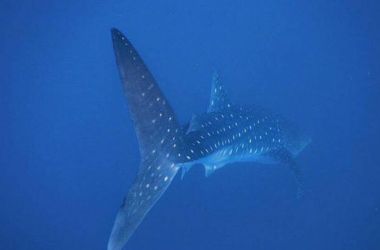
left=186, top=114, right=202, bottom=134
left=207, top=71, right=231, bottom=113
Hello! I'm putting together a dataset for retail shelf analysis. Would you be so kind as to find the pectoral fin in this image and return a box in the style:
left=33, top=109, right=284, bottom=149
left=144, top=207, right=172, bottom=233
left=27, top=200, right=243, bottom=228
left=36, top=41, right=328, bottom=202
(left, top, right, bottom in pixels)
left=269, top=148, right=304, bottom=198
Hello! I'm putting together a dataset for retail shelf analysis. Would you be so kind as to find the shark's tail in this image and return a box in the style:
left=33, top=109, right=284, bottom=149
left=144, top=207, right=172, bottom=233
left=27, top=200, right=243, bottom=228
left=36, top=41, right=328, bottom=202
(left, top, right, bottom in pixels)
left=108, top=28, right=184, bottom=250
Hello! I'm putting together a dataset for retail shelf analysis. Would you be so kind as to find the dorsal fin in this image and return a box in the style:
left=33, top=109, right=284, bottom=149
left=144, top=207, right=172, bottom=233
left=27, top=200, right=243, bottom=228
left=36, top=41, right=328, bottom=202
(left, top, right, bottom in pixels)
left=186, top=114, right=202, bottom=134
left=207, top=71, right=231, bottom=112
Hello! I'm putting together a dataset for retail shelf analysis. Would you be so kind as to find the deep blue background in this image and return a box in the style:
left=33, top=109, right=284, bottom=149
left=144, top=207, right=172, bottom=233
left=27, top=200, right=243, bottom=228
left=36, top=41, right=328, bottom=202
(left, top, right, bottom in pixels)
left=1, top=0, right=379, bottom=249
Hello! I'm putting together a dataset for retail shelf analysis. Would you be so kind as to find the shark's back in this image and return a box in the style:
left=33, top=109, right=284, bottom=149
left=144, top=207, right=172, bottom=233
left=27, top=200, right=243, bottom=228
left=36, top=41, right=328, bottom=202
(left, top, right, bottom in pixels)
left=179, top=75, right=310, bottom=177
left=183, top=105, right=308, bottom=164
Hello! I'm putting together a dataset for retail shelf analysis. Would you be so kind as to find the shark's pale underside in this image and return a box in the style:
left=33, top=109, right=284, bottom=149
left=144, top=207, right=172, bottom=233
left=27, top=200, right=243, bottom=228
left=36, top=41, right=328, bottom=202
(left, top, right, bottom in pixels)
left=108, top=28, right=310, bottom=250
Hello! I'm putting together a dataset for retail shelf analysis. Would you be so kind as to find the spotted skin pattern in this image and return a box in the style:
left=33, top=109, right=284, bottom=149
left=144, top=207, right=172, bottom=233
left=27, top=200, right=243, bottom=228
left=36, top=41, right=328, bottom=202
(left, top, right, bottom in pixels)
left=108, top=28, right=310, bottom=250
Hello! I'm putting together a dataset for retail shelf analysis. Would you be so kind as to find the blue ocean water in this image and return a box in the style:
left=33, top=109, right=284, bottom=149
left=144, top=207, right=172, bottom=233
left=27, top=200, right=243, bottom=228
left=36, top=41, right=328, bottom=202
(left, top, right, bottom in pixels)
left=1, top=0, right=379, bottom=249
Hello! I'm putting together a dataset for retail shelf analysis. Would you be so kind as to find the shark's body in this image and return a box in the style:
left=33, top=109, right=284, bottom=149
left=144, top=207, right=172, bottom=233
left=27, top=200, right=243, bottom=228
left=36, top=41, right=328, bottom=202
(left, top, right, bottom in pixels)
left=108, top=28, right=310, bottom=250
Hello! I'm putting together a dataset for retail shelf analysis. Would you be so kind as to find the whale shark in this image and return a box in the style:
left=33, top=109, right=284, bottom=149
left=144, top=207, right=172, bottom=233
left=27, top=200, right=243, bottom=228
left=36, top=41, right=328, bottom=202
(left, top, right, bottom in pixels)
left=108, top=28, right=310, bottom=250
